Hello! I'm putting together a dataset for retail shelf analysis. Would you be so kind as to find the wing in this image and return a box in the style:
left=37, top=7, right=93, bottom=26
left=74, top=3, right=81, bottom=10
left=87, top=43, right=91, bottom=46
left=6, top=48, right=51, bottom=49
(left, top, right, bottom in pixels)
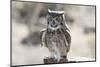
left=61, top=24, right=71, bottom=52
left=40, top=30, right=46, bottom=46
left=64, top=29, right=71, bottom=52
left=65, top=30, right=71, bottom=44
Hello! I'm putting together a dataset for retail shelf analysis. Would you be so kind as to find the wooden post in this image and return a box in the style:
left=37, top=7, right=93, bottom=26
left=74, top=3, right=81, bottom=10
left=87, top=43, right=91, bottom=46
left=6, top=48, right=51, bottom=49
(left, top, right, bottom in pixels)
left=43, top=57, right=68, bottom=64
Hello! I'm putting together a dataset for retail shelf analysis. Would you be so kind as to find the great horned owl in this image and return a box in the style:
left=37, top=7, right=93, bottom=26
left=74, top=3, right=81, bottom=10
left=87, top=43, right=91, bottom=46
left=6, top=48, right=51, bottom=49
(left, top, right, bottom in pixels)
left=40, top=9, right=71, bottom=62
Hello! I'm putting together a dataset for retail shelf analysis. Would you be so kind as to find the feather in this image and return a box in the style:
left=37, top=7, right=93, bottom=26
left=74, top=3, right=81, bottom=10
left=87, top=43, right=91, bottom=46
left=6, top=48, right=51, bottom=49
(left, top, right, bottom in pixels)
left=40, top=30, right=46, bottom=46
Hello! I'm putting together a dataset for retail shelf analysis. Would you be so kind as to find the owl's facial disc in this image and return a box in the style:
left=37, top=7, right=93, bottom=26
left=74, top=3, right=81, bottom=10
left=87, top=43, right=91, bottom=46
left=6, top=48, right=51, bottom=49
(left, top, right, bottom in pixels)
left=47, top=9, right=64, bottom=30
left=47, top=16, right=63, bottom=30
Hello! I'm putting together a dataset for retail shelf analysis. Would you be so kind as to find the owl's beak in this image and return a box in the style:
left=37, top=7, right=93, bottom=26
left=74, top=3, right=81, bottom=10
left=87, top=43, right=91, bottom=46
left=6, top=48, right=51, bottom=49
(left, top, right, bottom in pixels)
left=52, top=21, right=55, bottom=25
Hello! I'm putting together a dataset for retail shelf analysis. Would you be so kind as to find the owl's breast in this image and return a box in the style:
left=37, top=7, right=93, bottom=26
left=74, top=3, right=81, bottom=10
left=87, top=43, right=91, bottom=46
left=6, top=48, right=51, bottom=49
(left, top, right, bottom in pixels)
left=45, top=31, right=68, bottom=54
left=45, top=31, right=66, bottom=46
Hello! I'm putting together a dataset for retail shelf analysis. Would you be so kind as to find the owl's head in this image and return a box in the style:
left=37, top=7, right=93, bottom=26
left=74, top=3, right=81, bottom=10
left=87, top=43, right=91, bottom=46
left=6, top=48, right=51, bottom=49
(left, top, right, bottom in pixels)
left=47, top=9, right=65, bottom=30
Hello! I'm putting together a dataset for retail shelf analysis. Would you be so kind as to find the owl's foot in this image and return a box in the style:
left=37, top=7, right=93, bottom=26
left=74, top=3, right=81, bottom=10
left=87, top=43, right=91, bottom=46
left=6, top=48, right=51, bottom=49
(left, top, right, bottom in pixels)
left=44, top=56, right=68, bottom=64
left=45, top=55, right=60, bottom=62
left=44, top=57, right=57, bottom=64
left=45, top=57, right=58, bottom=62
left=59, top=56, right=68, bottom=63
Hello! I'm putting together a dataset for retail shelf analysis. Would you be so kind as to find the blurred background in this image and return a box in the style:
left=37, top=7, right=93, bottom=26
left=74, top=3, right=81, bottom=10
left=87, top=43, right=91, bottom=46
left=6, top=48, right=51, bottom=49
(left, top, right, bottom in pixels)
left=12, top=0, right=96, bottom=65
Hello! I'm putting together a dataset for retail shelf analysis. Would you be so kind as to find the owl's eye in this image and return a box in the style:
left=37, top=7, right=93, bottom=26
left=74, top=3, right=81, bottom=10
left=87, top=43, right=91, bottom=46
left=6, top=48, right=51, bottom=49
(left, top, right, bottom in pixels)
left=48, top=18, right=52, bottom=22
left=61, top=23, right=63, bottom=25
left=47, top=18, right=52, bottom=24
left=56, top=18, right=58, bottom=21
left=56, top=17, right=61, bottom=22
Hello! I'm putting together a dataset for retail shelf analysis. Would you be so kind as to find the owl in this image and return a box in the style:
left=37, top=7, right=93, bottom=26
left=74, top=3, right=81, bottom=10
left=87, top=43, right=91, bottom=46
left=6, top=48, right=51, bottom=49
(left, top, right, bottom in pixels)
left=40, top=9, right=71, bottom=62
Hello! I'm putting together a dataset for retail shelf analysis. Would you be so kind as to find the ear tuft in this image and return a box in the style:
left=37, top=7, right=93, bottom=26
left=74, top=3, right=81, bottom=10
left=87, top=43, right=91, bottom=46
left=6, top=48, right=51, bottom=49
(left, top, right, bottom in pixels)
left=47, top=9, right=64, bottom=14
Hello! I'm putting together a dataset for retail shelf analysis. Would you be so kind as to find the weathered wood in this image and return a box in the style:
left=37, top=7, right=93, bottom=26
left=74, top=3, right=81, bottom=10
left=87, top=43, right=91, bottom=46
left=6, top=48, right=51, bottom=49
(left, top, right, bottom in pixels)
left=44, top=57, right=68, bottom=64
